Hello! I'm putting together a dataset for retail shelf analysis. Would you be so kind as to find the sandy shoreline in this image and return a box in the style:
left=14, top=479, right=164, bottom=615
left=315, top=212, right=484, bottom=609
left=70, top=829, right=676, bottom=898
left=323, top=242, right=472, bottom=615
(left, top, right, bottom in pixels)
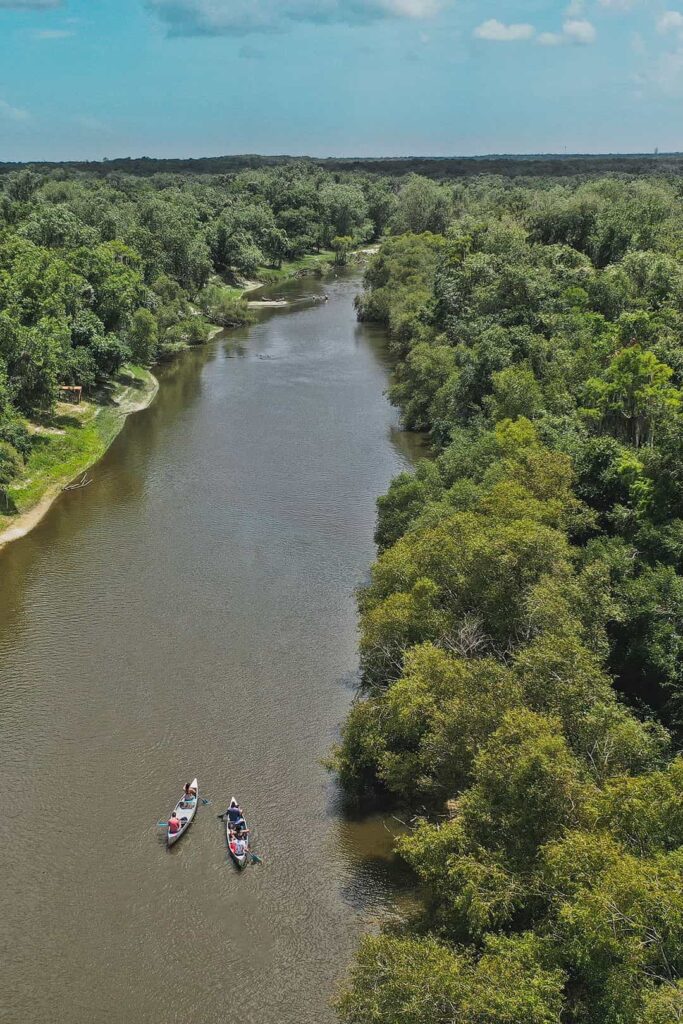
left=0, top=369, right=159, bottom=553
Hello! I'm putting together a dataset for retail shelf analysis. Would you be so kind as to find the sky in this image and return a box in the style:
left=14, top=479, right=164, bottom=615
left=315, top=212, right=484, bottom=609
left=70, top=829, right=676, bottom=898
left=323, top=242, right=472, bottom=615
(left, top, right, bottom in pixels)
left=0, top=0, right=682, bottom=160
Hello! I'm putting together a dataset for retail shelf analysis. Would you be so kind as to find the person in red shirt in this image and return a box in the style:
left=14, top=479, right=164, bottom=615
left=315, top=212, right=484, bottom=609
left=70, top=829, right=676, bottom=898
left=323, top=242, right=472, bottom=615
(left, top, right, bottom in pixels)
left=168, top=812, right=181, bottom=834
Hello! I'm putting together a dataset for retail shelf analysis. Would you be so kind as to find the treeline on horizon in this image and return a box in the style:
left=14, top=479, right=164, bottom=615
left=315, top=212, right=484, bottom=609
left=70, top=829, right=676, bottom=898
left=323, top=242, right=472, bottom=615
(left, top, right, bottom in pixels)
left=2, top=152, right=683, bottom=180
left=331, top=173, right=683, bottom=1023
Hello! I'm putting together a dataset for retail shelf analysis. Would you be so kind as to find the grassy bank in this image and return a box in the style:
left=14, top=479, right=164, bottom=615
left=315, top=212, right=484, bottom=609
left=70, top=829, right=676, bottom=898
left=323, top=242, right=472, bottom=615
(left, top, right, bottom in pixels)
left=219, top=250, right=337, bottom=299
left=219, top=248, right=378, bottom=305
left=0, top=248, right=347, bottom=549
left=255, top=250, right=335, bottom=285
left=0, top=364, right=158, bottom=546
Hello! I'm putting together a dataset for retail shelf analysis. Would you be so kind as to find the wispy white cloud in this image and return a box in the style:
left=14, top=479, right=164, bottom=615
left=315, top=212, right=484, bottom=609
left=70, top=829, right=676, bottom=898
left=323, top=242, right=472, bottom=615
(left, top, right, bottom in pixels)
left=635, top=9, right=683, bottom=96
left=536, top=18, right=596, bottom=47
left=537, top=31, right=562, bottom=46
left=146, top=0, right=448, bottom=36
left=383, top=0, right=441, bottom=15
left=474, top=14, right=596, bottom=47
left=598, top=0, right=636, bottom=9
left=563, top=18, right=596, bottom=44
left=473, top=18, right=534, bottom=41
left=657, top=10, right=683, bottom=34
left=0, top=98, right=31, bottom=121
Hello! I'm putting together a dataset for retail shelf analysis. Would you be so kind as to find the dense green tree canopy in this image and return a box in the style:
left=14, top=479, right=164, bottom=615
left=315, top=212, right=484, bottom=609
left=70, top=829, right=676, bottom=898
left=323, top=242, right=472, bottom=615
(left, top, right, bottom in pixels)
left=0, top=162, right=399, bottom=500
left=333, top=169, right=683, bottom=1024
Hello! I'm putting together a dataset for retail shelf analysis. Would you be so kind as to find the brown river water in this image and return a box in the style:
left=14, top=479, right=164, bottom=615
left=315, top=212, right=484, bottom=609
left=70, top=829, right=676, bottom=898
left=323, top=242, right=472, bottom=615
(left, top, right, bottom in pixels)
left=0, top=272, right=421, bottom=1024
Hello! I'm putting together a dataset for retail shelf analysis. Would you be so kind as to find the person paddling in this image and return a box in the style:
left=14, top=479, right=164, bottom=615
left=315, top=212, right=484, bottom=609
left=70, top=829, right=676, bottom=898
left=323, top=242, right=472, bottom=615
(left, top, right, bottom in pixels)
left=224, top=799, right=242, bottom=825
left=168, top=812, right=181, bottom=835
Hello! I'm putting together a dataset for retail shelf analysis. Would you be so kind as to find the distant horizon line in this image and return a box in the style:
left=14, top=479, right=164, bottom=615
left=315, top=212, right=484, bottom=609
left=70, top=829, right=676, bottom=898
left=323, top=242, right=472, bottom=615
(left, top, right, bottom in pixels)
left=1, top=151, right=683, bottom=166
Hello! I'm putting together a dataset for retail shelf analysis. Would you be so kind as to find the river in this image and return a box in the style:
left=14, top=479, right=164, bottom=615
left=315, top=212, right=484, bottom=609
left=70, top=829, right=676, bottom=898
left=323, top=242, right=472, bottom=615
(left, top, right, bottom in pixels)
left=0, top=271, right=420, bottom=1024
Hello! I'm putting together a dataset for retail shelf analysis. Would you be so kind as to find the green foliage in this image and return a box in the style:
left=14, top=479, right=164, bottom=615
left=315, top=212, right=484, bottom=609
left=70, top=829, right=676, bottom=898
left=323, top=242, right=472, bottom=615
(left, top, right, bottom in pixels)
left=488, top=365, right=544, bottom=422
left=331, top=236, right=354, bottom=266
left=354, top=233, right=444, bottom=357
left=0, top=161, right=399, bottom=496
left=331, top=644, right=522, bottom=801
left=360, top=503, right=573, bottom=685
left=583, top=345, right=681, bottom=449
left=457, top=710, right=588, bottom=869
left=319, top=181, right=370, bottom=242
left=544, top=835, right=683, bottom=1024
left=337, top=933, right=565, bottom=1024
left=4, top=162, right=683, bottom=1021
left=127, top=308, right=158, bottom=365
left=636, top=982, right=683, bottom=1024
left=197, top=284, right=251, bottom=327
left=335, top=170, right=683, bottom=1024
left=161, top=317, right=211, bottom=351
left=0, top=438, right=22, bottom=496
left=391, top=175, right=453, bottom=235
left=375, top=459, right=442, bottom=551
left=589, top=757, right=683, bottom=854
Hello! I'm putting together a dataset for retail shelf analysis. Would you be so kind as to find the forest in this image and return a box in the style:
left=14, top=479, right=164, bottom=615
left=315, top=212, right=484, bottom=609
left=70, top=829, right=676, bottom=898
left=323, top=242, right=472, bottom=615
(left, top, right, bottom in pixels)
left=332, top=172, right=683, bottom=1022
left=3, top=158, right=683, bottom=1021
left=0, top=163, right=396, bottom=505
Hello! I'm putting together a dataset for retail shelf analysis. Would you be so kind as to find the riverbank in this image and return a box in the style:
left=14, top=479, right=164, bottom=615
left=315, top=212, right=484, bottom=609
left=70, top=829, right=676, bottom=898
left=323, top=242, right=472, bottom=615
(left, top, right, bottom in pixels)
left=0, top=364, right=158, bottom=550
left=243, top=247, right=376, bottom=308
left=200, top=252, right=337, bottom=326
left=254, top=249, right=337, bottom=286
left=0, top=249, right=371, bottom=551
left=221, top=250, right=337, bottom=303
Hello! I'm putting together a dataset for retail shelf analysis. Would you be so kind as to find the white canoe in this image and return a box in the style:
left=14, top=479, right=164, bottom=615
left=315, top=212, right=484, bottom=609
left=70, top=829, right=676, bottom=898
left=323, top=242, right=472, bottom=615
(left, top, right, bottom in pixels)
left=167, top=777, right=199, bottom=846
left=226, top=796, right=249, bottom=868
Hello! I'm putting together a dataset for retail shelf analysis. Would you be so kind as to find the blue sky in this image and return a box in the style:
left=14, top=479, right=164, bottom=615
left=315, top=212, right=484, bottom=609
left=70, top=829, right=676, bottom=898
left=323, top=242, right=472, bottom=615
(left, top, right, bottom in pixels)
left=0, top=0, right=682, bottom=159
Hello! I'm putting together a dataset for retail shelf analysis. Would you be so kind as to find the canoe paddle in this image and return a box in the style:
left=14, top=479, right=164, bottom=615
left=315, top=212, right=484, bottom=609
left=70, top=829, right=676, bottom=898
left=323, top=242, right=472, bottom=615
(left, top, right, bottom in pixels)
left=225, top=854, right=262, bottom=866
left=224, top=849, right=263, bottom=865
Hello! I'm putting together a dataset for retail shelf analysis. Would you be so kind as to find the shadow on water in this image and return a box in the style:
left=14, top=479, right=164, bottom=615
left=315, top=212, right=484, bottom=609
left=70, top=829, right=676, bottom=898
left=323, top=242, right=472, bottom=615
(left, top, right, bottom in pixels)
left=222, top=337, right=250, bottom=359
left=334, top=811, right=419, bottom=909
left=323, top=764, right=420, bottom=918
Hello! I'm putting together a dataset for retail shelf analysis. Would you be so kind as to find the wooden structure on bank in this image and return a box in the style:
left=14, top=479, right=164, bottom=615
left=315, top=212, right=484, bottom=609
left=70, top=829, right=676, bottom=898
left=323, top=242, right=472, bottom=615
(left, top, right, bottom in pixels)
left=58, top=385, right=82, bottom=404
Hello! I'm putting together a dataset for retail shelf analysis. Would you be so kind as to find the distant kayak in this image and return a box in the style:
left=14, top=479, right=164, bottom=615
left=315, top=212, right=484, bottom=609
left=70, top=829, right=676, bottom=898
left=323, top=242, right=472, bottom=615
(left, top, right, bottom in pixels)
left=226, top=797, right=249, bottom=868
left=167, top=777, right=198, bottom=846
